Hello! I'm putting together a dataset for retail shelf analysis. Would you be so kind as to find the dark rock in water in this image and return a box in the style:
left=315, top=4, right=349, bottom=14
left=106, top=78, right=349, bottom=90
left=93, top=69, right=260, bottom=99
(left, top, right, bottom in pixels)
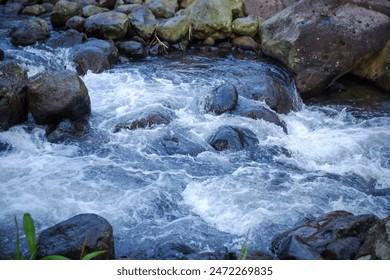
left=208, top=126, right=259, bottom=151
left=272, top=211, right=379, bottom=260
left=245, top=250, right=275, bottom=260
left=235, top=101, right=287, bottom=133
left=51, top=0, right=83, bottom=28
left=0, top=49, right=4, bottom=61
left=242, top=73, right=302, bottom=114
left=37, top=213, right=115, bottom=260
left=151, top=242, right=195, bottom=260
left=10, top=18, right=50, bottom=46
left=71, top=39, right=119, bottom=74
left=46, top=30, right=84, bottom=48
left=117, top=40, right=147, bottom=59
left=149, top=132, right=206, bottom=156
left=128, top=5, right=158, bottom=40
left=65, top=16, right=86, bottom=33
left=46, top=118, right=89, bottom=143
left=4, top=2, right=23, bottom=15
left=114, top=111, right=172, bottom=132
left=0, top=62, right=28, bottom=131
left=27, top=70, right=91, bottom=125
left=0, top=141, right=12, bottom=153
left=84, top=11, right=130, bottom=40
left=356, top=216, right=390, bottom=260
left=277, top=235, right=324, bottom=260
left=261, top=0, right=390, bottom=95
left=204, top=83, right=238, bottom=115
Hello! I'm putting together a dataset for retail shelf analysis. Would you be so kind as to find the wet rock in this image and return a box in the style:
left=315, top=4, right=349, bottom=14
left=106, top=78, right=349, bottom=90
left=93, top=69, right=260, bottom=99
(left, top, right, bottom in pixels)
left=22, top=4, right=46, bottom=16
left=204, top=83, right=238, bottom=115
left=51, top=0, right=83, bottom=28
left=114, top=111, right=172, bottom=132
left=272, top=211, right=379, bottom=260
left=85, top=11, right=129, bottom=40
left=145, top=0, right=178, bottom=19
left=4, top=2, right=23, bottom=15
left=189, top=0, right=234, bottom=40
left=117, top=40, right=147, bottom=59
left=352, top=39, right=390, bottom=92
left=82, top=5, right=109, bottom=17
left=232, top=16, right=259, bottom=37
left=157, top=15, right=190, bottom=43
left=71, top=39, right=119, bottom=74
left=236, top=102, right=287, bottom=133
left=46, top=29, right=84, bottom=48
left=231, top=36, right=259, bottom=51
left=41, top=3, right=54, bottom=13
left=151, top=242, right=195, bottom=260
left=27, top=70, right=91, bottom=125
left=114, top=3, right=140, bottom=14
left=10, top=18, right=50, bottom=46
left=242, top=72, right=302, bottom=114
left=179, top=0, right=195, bottom=9
left=356, top=216, right=390, bottom=260
left=208, top=126, right=259, bottom=151
left=0, top=62, right=28, bottom=131
left=37, top=213, right=115, bottom=260
left=65, top=16, right=85, bottom=32
left=244, top=0, right=285, bottom=19
left=261, top=0, right=390, bottom=95
left=128, top=5, right=158, bottom=40
left=150, top=132, right=206, bottom=156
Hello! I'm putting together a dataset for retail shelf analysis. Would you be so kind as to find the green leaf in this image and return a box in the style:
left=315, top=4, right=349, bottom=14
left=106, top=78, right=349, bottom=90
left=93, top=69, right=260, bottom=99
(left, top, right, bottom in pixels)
left=23, top=213, right=38, bottom=259
left=41, top=255, right=70, bottom=260
left=81, top=250, right=107, bottom=260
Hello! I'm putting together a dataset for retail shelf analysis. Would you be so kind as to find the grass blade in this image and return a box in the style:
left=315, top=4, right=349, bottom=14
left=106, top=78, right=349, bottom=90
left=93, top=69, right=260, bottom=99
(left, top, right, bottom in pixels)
left=81, top=250, right=107, bottom=260
left=23, top=213, right=37, bottom=259
left=41, top=255, right=70, bottom=260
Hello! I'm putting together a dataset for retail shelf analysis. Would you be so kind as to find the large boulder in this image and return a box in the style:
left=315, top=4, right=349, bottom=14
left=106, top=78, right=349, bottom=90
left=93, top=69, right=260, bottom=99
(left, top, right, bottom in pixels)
left=272, top=211, right=379, bottom=260
left=128, top=5, right=158, bottom=40
left=10, top=18, right=50, bottom=46
left=189, top=0, right=242, bottom=40
left=0, top=62, right=28, bottom=131
left=51, top=0, right=83, bottom=28
left=352, top=39, right=390, bottom=92
left=157, top=15, right=190, bottom=43
left=71, top=39, right=119, bottom=74
left=244, top=0, right=285, bottom=19
left=260, top=0, right=390, bottom=95
left=208, top=126, right=259, bottom=151
left=355, top=216, right=390, bottom=260
left=27, top=70, right=91, bottom=125
left=85, top=11, right=130, bottom=40
left=37, top=214, right=115, bottom=260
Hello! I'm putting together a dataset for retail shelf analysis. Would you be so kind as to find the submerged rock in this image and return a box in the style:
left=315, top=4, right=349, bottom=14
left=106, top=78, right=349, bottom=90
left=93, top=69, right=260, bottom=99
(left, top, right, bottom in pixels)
left=10, top=18, right=50, bottom=46
left=208, top=126, right=259, bottom=151
left=0, top=62, right=28, bottom=131
left=149, top=132, right=206, bottom=156
left=85, top=11, right=130, bottom=40
left=51, top=0, right=83, bottom=28
left=272, top=211, right=379, bottom=260
left=356, top=216, right=390, bottom=260
left=261, top=0, right=390, bottom=95
left=37, top=213, right=115, bottom=260
left=114, top=111, right=173, bottom=132
left=71, top=39, right=119, bottom=74
left=27, top=70, right=91, bottom=125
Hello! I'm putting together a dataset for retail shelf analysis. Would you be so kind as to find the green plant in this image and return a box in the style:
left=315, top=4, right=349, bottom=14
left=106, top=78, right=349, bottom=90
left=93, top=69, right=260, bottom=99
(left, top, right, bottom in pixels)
left=240, top=230, right=250, bottom=260
left=14, top=213, right=107, bottom=260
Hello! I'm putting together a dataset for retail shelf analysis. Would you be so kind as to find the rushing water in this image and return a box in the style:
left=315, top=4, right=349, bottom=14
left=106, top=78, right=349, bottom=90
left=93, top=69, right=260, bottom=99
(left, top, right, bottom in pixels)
left=0, top=43, right=390, bottom=259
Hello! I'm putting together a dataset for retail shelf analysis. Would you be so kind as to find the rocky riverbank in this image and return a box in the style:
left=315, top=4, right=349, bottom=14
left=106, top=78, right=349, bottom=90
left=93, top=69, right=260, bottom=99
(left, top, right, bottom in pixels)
left=1, top=0, right=389, bottom=260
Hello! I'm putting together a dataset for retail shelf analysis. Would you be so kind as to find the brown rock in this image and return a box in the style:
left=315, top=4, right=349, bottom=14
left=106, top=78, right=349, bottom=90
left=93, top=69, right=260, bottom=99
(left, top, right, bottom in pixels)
left=244, top=0, right=285, bottom=19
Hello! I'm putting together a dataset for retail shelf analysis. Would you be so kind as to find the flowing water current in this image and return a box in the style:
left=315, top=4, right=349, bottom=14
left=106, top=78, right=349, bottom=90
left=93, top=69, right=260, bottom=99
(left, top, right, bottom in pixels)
left=1, top=44, right=390, bottom=259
